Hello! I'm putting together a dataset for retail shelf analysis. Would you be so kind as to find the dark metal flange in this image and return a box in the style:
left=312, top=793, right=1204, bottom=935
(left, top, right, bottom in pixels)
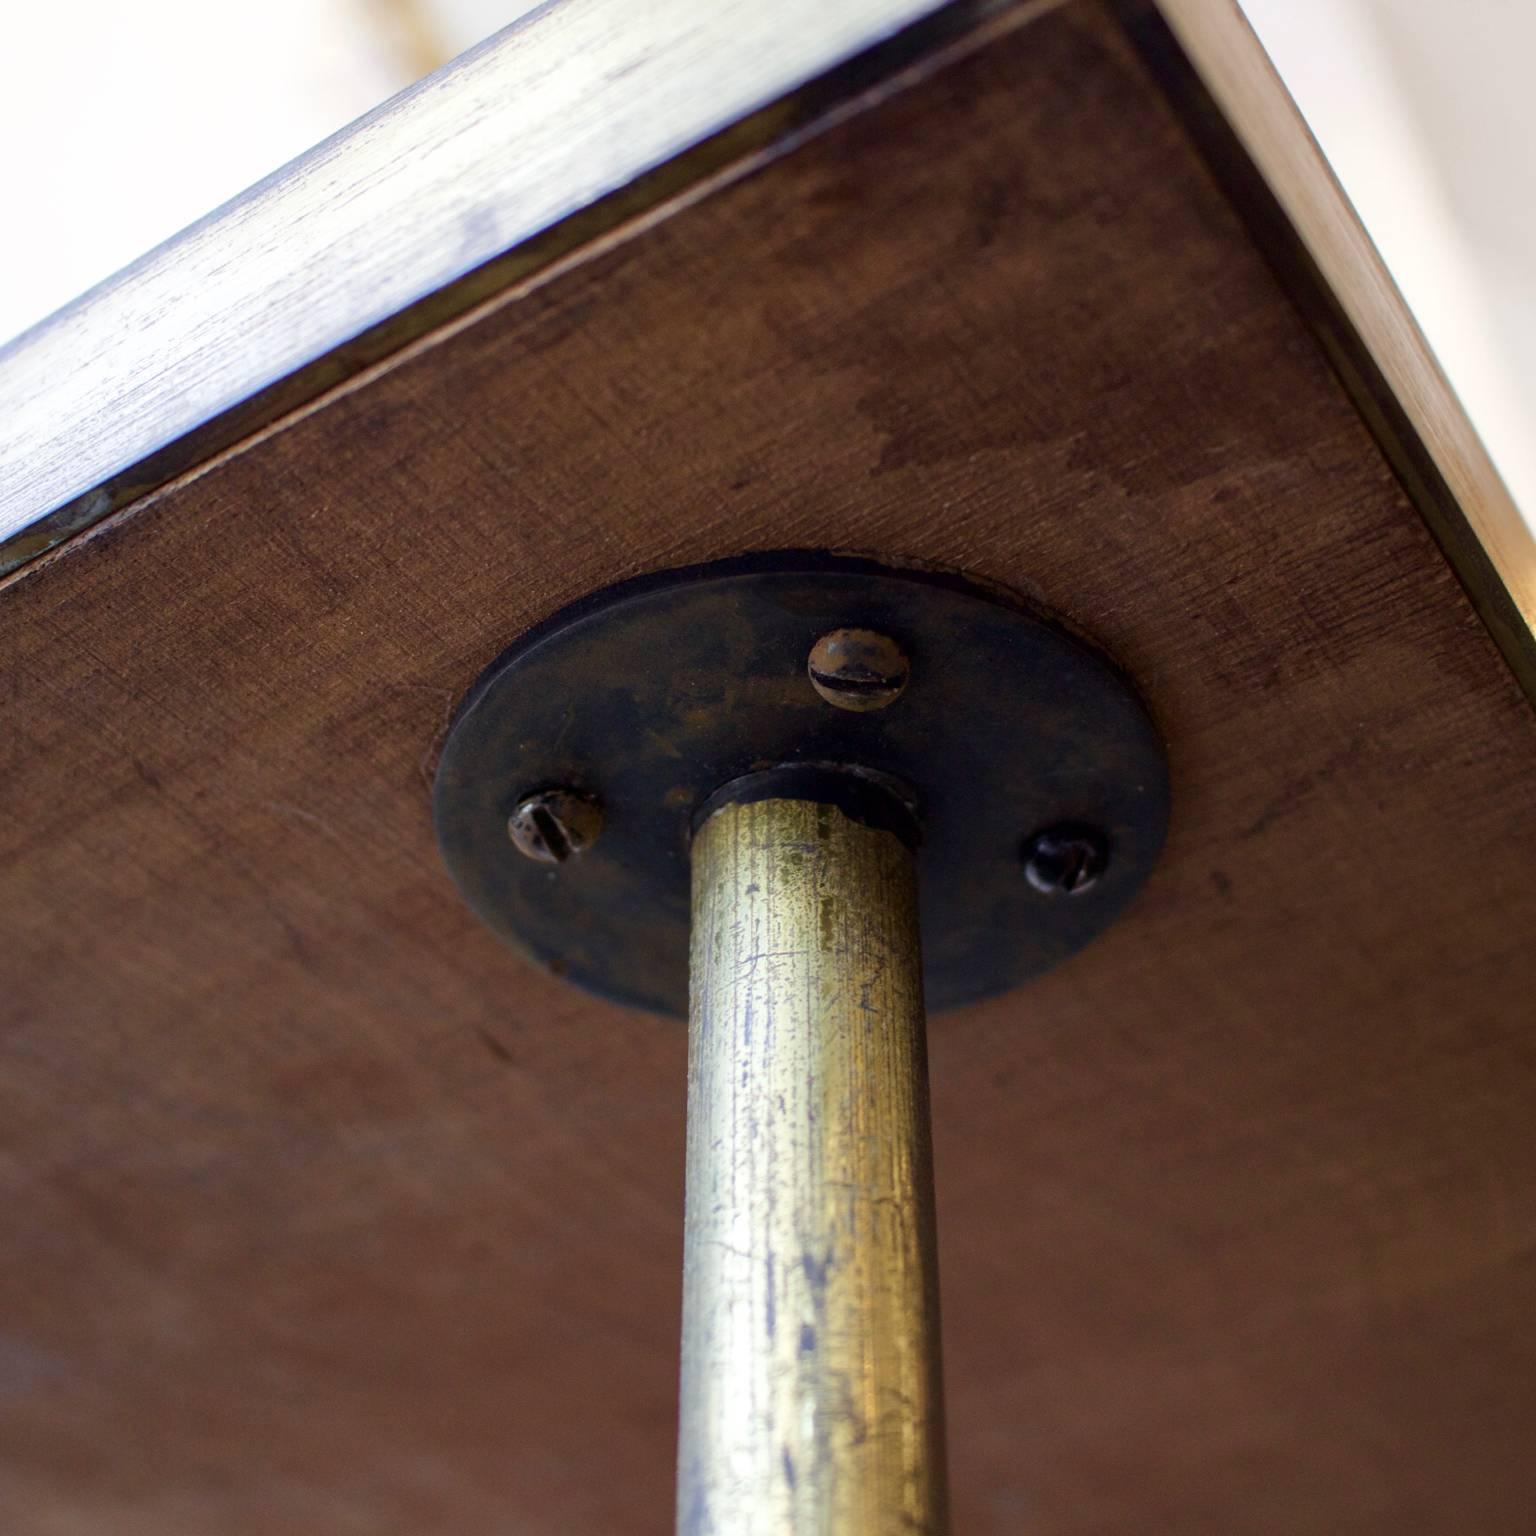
left=433, top=552, right=1169, bottom=1016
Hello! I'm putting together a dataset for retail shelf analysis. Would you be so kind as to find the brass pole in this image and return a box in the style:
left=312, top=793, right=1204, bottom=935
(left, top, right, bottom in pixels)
left=679, top=796, right=947, bottom=1535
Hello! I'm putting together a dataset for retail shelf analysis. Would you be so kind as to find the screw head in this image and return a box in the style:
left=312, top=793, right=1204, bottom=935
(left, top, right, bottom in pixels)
left=807, top=628, right=910, bottom=712
left=508, top=789, right=603, bottom=865
left=1022, top=824, right=1109, bottom=895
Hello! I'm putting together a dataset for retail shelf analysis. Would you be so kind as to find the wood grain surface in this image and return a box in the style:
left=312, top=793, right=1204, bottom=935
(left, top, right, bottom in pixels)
left=3, top=4, right=1536, bottom=1533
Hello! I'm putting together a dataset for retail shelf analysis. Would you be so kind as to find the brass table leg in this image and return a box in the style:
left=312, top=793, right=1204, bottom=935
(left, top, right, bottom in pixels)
left=433, top=558, right=1168, bottom=1529
left=679, top=795, right=947, bottom=1535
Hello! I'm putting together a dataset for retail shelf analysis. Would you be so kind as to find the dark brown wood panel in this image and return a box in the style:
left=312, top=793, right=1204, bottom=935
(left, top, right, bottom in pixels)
left=3, top=5, right=1535, bottom=1533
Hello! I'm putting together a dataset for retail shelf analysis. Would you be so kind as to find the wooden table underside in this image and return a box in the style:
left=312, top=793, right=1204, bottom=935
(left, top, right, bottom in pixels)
left=3, top=5, right=1535, bottom=1532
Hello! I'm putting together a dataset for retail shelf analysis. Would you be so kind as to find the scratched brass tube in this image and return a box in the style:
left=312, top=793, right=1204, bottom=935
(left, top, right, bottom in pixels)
left=678, top=796, right=947, bottom=1535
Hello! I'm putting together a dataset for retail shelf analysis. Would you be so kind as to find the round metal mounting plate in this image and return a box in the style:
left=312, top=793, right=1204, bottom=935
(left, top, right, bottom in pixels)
left=433, top=553, right=1169, bottom=1016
